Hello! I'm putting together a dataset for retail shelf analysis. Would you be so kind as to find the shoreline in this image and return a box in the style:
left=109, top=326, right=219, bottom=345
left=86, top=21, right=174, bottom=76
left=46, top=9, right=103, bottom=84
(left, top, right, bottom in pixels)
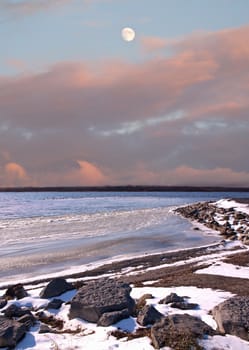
left=0, top=239, right=229, bottom=289
left=1, top=198, right=249, bottom=349
left=1, top=198, right=249, bottom=290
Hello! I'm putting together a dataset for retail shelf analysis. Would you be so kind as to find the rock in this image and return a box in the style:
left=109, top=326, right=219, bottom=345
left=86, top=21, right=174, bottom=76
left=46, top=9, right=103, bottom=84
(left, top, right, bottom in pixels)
left=0, top=299, right=7, bottom=309
left=0, top=316, right=26, bottom=348
left=97, top=309, right=130, bottom=327
left=3, top=304, right=32, bottom=318
left=159, top=292, right=184, bottom=304
left=137, top=305, right=163, bottom=326
left=212, top=296, right=249, bottom=341
left=151, top=314, right=216, bottom=349
left=69, top=279, right=135, bottom=323
left=174, top=201, right=249, bottom=244
left=46, top=298, right=63, bottom=310
left=39, top=324, right=51, bottom=334
left=36, top=311, right=64, bottom=330
left=170, top=302, right=199, bottom=310
left=39, top=324, right=54, bottom=334
left=136, top=294, right=154, bottom=310
left=5, top=284, right=28, bottom=300
left=235, top=212, right=246, bottom=220
left=40, top=278, right=74, bottom=298
left=17, top=314, right=36, bottom=330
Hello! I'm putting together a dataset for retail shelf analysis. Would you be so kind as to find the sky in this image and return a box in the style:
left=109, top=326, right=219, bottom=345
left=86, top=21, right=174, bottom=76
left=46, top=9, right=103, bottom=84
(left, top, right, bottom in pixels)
left=0, top=0, right=249, bottom=187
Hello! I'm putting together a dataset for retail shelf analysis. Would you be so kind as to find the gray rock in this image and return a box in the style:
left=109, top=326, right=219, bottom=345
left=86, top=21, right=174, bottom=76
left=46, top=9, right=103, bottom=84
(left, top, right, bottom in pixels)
left=151, top=314, right=216, bottom=349
left=39, top=324, right=53, bottom=334
left=69, top=279, right=135, bottom=323
left=3, top=304, right=32, bottom=318
left=97, top=309, right=130, bottom=327
left=137, top=305, right=163, bottom=326
left=136, top=293, right=154, bottom=310
left=235, top=212, right=246, bottom=220
left=212, top=296, right=249, bottom=341
left=170, top=301, right=199, bottom=310
left=0, top=299, right=7, bottom=309
left=40, top=278, right=74, bottom=298
left=17, top=314, right=36, bottom=330
left=0, top=316, right=26, bottom=348
left=159, top=292, right=184, bottom=304
left=5, top=284, right=28, bottom=300
left=46, top=298, right=63, bottom=310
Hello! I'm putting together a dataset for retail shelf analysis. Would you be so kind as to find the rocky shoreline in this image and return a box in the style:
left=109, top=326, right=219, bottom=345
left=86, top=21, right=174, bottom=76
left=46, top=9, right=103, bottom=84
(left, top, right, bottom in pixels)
left=0, top=198, right=249, bottom=349
left=174, top=198, right=249, bottom=244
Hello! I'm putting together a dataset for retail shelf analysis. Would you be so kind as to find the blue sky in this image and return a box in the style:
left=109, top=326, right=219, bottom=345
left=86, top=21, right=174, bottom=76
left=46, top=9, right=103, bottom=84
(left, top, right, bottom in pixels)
left=0, top=0, right=249, bottom=186
left=1, top=0, right=249, bottom=74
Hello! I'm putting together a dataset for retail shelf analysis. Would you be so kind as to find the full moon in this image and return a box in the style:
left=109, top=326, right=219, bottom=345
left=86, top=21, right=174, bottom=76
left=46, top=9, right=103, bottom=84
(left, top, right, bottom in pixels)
left=121, top=27, right=135, bottom=42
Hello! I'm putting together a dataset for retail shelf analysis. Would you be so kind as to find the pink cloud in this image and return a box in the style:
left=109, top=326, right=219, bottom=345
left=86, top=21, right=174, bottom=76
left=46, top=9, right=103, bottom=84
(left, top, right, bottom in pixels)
left=127, top=165, right=249, bottom=187
left=6, top=59, right=27, bottom=71
left=74, top=160, right=109, bottom=186
left=166, top=166, right=249, bottom=186
left=1, top=0, right=73, bottom=15
left=3, top=162, right=29, bottom=186
left=1, top=25, right=249, bottom=186
left=140, top=36, right=167, bottom=52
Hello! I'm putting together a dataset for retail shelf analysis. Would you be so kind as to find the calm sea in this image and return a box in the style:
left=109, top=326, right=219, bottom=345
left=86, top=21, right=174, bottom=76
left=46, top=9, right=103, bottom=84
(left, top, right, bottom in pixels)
left=0, top=191, right=248, bottom=283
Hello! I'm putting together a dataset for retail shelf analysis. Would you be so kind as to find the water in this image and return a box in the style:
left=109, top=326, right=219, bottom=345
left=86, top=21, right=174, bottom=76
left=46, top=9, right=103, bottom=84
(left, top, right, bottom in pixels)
left=0, top=191, right=248, bottom=283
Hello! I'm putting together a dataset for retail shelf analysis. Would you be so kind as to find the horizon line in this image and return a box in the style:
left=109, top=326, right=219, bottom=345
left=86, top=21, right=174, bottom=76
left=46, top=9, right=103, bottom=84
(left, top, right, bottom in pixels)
left=0, top=185, right=249, bottom=192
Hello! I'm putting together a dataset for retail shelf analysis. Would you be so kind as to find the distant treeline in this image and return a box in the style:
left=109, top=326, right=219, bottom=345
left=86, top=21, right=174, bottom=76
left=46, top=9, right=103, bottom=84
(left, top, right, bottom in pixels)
left=0, top=186, right=249, bottom=192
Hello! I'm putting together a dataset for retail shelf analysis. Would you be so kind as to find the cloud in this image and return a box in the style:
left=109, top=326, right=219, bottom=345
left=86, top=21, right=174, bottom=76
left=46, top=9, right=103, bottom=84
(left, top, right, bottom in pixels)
left=3, top=162, right=29, bottom=186
left=140, top=36, right=167, bottom=52
left=163, top=166, right=249, bottom=187
left=0, top=0, right=73, bottom=15
left=0, top=25, right=249, bottom=186
left=70, top=160, right=109, bottom=186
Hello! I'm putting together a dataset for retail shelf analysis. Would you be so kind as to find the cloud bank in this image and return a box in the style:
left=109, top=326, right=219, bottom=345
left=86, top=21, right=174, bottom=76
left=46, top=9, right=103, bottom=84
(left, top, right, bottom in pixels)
left=0, top=25, right=249, bottom=186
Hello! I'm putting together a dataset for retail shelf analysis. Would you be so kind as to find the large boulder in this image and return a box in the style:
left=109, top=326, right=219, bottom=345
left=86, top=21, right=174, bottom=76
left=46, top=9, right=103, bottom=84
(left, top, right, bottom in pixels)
left=39, top=278, right=74, bottom=298
left=69, top=279, right=135, bottom=324
left=0, top=316, right=26, bottom=348
left=151, top=314, right=216, bottom=349
left=212, top=296, right=249, bottom=341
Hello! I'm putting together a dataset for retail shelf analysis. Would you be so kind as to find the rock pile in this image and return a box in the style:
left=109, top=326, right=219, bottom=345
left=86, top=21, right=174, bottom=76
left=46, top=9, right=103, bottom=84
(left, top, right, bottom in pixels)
left=174, top=201, right=249, bottom=244
left=0, top=278, right=72, bottom=348
left=1, top=278, right=249, bottom=349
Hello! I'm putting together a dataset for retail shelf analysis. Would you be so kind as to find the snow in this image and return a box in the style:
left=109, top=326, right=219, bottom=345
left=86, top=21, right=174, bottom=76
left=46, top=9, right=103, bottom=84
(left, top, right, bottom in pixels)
left=1, top=250, right=249, bottom=348
left=1, top=198, right=249, bottom=349
left=200, top=334, right=249, bottom=350
left=196, top=261, right=249, bottom=279
left=215, top=199, right=249, bottom=215
left=8, top=283, right=249, bottom=350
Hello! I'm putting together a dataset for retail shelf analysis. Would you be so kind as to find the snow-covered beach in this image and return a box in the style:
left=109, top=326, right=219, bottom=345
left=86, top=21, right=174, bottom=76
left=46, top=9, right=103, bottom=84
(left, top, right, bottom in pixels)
left=0, top=197, right=249, bottom=349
